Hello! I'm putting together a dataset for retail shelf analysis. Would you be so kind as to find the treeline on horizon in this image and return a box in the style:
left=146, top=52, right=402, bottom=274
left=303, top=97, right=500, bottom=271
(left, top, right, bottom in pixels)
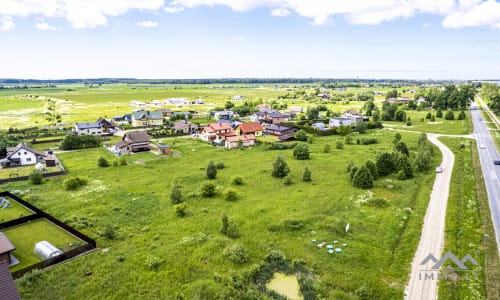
left=0, top=77, right=491, bottom=86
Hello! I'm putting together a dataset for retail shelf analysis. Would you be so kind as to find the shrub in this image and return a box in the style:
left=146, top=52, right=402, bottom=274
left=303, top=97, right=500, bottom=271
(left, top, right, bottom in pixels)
left=302, top=166, right=312, bottom=182
left=425, top=112, right=432, bottom=119
left=223, top=244, right=248, bottom=264
left=367, top=197, right=388, bottom=208
left=355, top=122, right=368, bottom=134
left=406, top=121, right=412, bottom=126
left=393, top=133, right=401, bottom=144
left=360, top=138, right=378, bottom=145
left=353, top=166, right=374, bottom=189
left=268, top=142, right=297, bottom=150
left=112, top=160, right=119, bottom=167
left=223, top=188, right=239, bottom=201
left=431, top=115, right=436, bottom=121
left=394, top=141, right=409, bottom=156
left=294, top=129, right=308, bottom=141
left=119, top=157, right=127, bottom=165
left=283, top=175, right=293, bottom=185
left=376, top=152, right=396, bottom=177
left=97, top=156, right=109, bottom=167
left=29, top=170, right=43, bottom=185
left=102, top=224, right=117, bottom=240
left=345, top=135, right=353, bottom=145
left=336, top=140, right=344, bottom=149
left=231, top=176, right=243, bottom=185
left=349, top=166, right=358, bottom=181
left=346, top=160, right=354, bottom=173
left=60, top=134, right=102, bottom=150
left=395, top=152, right=413, bottom=179
left=293, top=143, right=310, bottom=160
left=323, top=144, right=331, bottom=153
left=365, top=160, right=378, bottom=180
left=216, top=162, right=225, bottom=169
left=272, top=156, right=290, bottom=178
left=444, top=110, right=454, bottom=120
left=170, top=185, right=183, bottom=204
left=436, top=109, right=443, bottom=118
left=206, top=161, right=217, bottom=179
left=174, top=203, right=187, bottom=217
left=265, top=250, right=287, bottom=268
left=145, top=255, right=163, bottom=270
left=63, top=177, right=88, bottom=191
left=220, top=213, right=240, bottom=238
left=200, top=182, right=216, bottom=197
left=457, top=110, right=466, bottom=120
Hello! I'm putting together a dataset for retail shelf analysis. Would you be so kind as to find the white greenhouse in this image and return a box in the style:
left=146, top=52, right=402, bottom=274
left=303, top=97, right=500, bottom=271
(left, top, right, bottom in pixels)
left=34, top=241, right=63, bottom=260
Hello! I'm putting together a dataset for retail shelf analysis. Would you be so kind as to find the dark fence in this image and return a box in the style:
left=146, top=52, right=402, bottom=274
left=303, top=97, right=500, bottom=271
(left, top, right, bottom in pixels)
left=31, top=138, right=63, bottom=144
left=0, top=170, right=66, bottom=185
left=0, top=191, right=97, bottom=279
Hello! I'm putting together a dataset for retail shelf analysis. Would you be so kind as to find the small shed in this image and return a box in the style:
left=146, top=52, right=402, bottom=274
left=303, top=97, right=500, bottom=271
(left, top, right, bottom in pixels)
left=0, top=233, right=15, bottom=265
left=156, top=143, right=171, bottom=155
left=44, top=157, right=57, bottom=167
left=34, top=241, right=63, bottom=260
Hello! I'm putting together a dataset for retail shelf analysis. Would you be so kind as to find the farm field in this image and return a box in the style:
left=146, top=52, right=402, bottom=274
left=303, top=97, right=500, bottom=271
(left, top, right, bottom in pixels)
left=4, top=218, right=82, bottom=271
left=4, top=129, right=443, bottom=299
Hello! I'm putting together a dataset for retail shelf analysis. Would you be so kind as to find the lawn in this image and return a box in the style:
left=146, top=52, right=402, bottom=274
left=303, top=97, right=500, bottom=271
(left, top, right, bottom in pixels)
left=5, top=129, right=443, bottom=299
left=0, top=165, right=61, bottom=180
left=0, top=196, right=34, bottom=222
left=383, top=110, right=473, bottom=135
left=4, top=219, right=82, bottom=272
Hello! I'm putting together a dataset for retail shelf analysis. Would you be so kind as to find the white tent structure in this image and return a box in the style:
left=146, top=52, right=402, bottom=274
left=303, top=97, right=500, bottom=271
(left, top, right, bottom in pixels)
left=35, top=162, right=45, bottom=172
left=34, top=241, right=62, bottom=260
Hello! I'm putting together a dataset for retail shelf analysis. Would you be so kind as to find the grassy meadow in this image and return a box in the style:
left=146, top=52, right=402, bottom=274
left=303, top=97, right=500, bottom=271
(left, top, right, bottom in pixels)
left=3, top=129, right=443, bottom=299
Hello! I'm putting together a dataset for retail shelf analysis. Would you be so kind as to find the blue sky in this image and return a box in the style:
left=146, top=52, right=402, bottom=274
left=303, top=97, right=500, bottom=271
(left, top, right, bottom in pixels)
left=0, top=0, right=499, bottom=79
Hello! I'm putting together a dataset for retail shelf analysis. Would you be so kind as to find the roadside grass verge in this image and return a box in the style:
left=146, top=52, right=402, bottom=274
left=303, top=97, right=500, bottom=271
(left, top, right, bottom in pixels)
left=438, top=137, right=500, bottom=299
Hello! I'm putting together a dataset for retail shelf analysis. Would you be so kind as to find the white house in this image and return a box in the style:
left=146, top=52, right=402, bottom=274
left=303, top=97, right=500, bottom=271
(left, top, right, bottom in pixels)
left=329, top=117, right=352, bottom=128
left=0, top=143, right=47, bottom=168
left=75, top=122, right=101, bottom=135
left=232, top=95, right=244, bottom=101
left=213, top=110, right=237, bottom=121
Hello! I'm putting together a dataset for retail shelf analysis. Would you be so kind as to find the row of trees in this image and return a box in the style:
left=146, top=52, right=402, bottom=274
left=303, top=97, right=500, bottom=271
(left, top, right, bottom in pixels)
left=60, top=134, right=102, bottom=150
left=414, top=84, right=475, bottom=110
left=481, top=82, right=500, bottom=115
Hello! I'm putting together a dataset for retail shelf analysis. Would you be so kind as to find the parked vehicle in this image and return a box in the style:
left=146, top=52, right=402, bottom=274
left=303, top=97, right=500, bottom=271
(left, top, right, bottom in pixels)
left=435, top=166, right=443, bottom=173
left=494, top=160, right=500, bottom=165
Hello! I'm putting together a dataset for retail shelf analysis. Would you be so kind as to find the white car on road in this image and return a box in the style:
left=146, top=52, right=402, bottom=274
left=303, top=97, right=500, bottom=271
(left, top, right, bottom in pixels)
left=480, top=144, right=486, bottom=149
left=435, top=166, right=443, bottom=173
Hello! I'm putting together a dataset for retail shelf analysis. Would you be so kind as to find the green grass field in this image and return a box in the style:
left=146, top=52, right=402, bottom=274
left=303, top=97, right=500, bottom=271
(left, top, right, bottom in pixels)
left=4, top=219, right=81, bottom=271
left=383, top=110, right=473, bottom=135
left=0, top=165, right=61, bottom=180
left=5, top=129, right=443, bottom=299
left=0, top=196, right=34, bottom=222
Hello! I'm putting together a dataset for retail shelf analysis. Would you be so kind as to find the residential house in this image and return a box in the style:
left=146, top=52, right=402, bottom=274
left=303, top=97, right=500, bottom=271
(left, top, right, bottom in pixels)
left=130, top=100, right=146, bottom=107
left=172, top=121, right=197, bottom=134
left=0, top=143, right=47, bottom=168
left=213, top=110, right=237, bottom=121
left=317, top=93, right=331, bottom=100
left=153, top=143, right=171, bottom=155
left=232, top=95, right=244, bottom=101
left=264, top=124, right=297, bottom=136
left=312, top=122, right=327, bottom=131
left=193, top=99, right=205, bottom=105
left=256, top=103, right=271, bottom=110
left=131, top=110, right=163, bottom=127
left=0, top=233, right=15, bottom=265
left=74, top=122, right=101, bottom=135
left=113, top=115, right=130, bottom=125
left=289, top=106, right=304, bottom=114
left=343, top=110, right=359, bottom=116
left=114, top=131, right=151, bottom=154
left=96, top=117, right=116, bottom=134
left=386, top=97, right=411, bottom=104
left=0, top=260, right=21, bottom=300
left=201, top=123, right=234, bottom=144
left=329, top=117, right=352, bottom=128
left=250, top=109, right=290, bottom=124
left=235, top=122, right=263, bottom=136
left=159, top=108, right=172, bottom=118
left=225, top=134, right=256, bottom=149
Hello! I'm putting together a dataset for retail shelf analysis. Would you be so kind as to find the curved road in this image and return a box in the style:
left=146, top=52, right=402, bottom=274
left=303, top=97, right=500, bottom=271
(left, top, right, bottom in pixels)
left=404, top=133, right=455, bottom=300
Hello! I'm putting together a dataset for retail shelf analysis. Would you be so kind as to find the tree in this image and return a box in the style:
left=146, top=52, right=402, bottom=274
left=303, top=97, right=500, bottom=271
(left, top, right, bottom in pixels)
left=293, top=143, right=310, bottom=160
left=303, top=166, right=312, bottom=182
left=272, top=156, right=290, bottom=178
left=349, top=166, right=358, bottom=181
left=346, top=160, right=354, bottom=173
left=444, top=110, right=454, bottom=120
left=414, top=149, right=432, bottom=172
left=294, top=129, right=308, bottom=141
left=395, top=152, right=413, bottom=179
left=376, top=152, right=396, bottom=176
left=425, top=112, right=432, bottom=120
left=355, top=122, right=368, bottom=134
left=225, top=101, right=234, bottom=109
left=457, top=110, right=466, bottom=120
left=336, top=140, right=344, bottom=149
left=29, top=170, right=43, bottom=185
left=352, top=166, right=374, bottom=189
left=394, top=141, right=409, bottom=157
left=394, top=110, right=406, bottom=122
left=337, top=125, right=353, bottom=136
left=393, top=132, right=402, bottom=144
left=97, top=156, right=109, bottom=167
left=200, top=182, right=216, bottom=197
left=436, top=109, right=443, bottom=118
left=365, top=160, right=378, bottom=180
left=223, top=188, right=239, bottom=201
left=170, top=185, right=183, bottom=204
left=206, top=161, right=217, bottom=179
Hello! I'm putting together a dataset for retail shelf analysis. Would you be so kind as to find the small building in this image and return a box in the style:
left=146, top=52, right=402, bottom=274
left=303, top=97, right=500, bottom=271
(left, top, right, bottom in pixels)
left=0, top=233, right=15, bottom=265
left=131, top=110, right=164, bottom=127
left=172, top=121, right=196, bottom=134
left=0, top=261, right=21, bottom=300
left=232, top=95, right=244, bottom=101
left=264, top=124, right=297, bottom=136
left=34, top=241, right=63, bottom=261
left=225, top=134, right=256, bottom=149
left=329, top=117, right=352, bottom=128
left=213, top=110, right=237, bottom=121
left=75, top=122, right=101, bottom=135
left=250, top=109, right=290, bottom=124
left=44, top=157, right=57, bottom=167
left=114, top=131, right=151, bottom=154
left=0, top=143, right=47, bottom=168
left=235, top=122, right=264, bottom=136
left=312, top=122, right=327, bottom=131
left=201, top=123, right=234, bottom=144
left=155, top=143, right=171, bottom=155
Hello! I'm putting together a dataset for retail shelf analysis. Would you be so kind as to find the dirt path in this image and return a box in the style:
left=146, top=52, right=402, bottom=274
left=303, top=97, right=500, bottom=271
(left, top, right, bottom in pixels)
left=404, top=133, right=455, bottom=300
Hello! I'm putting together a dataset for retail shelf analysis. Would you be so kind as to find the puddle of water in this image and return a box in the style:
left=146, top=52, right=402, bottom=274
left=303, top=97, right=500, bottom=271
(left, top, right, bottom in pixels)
left=266, top=272, right=302, bottom=300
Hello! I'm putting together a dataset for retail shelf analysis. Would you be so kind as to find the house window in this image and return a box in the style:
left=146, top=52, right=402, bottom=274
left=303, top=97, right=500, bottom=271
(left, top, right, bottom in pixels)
left=27, top=158, right=32, bottom=162
left=24, top=152, right=27, bottom=155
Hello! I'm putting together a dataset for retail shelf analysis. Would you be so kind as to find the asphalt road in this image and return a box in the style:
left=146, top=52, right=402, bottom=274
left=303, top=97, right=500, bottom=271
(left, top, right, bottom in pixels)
left=471, top=101, right=500, bottom=257
left=404, top=133, right=455, bottom=300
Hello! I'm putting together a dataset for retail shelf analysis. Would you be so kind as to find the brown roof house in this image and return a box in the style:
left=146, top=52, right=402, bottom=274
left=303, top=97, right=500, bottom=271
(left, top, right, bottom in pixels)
left=200, top=123, right=235, bottom=144
left=0, top=260, right=21, bottom=300
left=114, top=131, right=151, bottom=154
left=235, top=122, right=264, bottom=136
left=0, top=143, right=47, bottom=168
left=0, top=233, right=16, bottom=266
left=225, top=134, right=256, bottom=149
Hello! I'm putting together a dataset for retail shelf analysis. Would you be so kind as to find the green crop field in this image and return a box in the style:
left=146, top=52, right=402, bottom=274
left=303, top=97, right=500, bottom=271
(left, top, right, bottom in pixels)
left=4, top=129, right=443, bottom=299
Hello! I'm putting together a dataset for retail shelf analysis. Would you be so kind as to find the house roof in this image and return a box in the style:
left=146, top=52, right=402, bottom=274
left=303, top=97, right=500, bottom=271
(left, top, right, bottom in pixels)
left=209, top=122, right=232, bottom=131
left=265, top=124, right=291, bottom=132
left=238, top=122, right=263, bottom=133
left=226, top=134, right=255, bottom=142
left=96, top=117, right=114, bottom=127
left=115, top=141, right=129, bottom=149
left=124, top=131, right=151, bottom=143
left=75, top=122, right=100, bottom=130
left=0, top=233, right=15, bottom=254
left=344, top=110, right=359, bottom=115
left=6, top=143, right=46, bottom=159
left=173, top=121, right=192, bottom=130
left=132, top=110, right=163, bottom=120
left=0, top=261, right=21, bottom=300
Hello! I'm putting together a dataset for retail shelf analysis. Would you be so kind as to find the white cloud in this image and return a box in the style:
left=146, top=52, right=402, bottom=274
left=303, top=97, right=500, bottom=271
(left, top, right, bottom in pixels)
left=0, top=16, right=15, bottom=31
left=165, top=6, right=185, bottom=13
left=234, top=36, right=245, bottom=41
left=442, top=0, right=500, bottom=29
left=137, top=20, right=159, bottom=28
left=36, top=21, right=58, bottom=31
left=271, top=8, right=290, bottom=17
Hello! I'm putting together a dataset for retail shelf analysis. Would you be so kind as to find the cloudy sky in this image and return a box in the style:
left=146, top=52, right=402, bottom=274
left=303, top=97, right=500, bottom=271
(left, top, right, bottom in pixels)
left=0, top=0, right=499, bottom=79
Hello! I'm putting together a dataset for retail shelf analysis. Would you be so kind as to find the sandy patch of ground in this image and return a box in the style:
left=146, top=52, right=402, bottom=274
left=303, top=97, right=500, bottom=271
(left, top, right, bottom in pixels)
left=266, top=273, right=302, bottom=300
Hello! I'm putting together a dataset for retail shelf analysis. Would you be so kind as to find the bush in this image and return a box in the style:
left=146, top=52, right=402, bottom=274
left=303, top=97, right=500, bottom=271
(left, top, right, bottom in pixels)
left=231, top=176, right=243, bottom=185
left=353, top=166, right=374, bottom=189
left=216, top=162, right=225, bottom=169
left=223, top=188, right=239, bottom=201
left=393, top=133, right=401, bottom=144
left=394, top=141, right=409, bottom=156
left=272, top=156, right=290, bottom=178
left=425, top=112, right=432, bottom=119
left=112, top=160, right=118, bottom=167
left=268, top=142, right=297, bottom=150
left=200, top=182, right=216, bottom=197
left=206, top=161, right=217, bottom=179
left=170, top=185, right=183, bottom=204
left=265, top=250, right=287, bottom=268
left=431, top=115, right=436, bottom=122
left=444, top=110, right=454, bottom=120
left=283, top=175, right=293, bottom=185
left=223, top=244, right=248, bottom=264
left=174, top=203, right=187, bottom=217
left=360, top=138, right=378, bottom=145
left=436, top=109, right=443, bottom=118
left=406, top=121, right=412, bottom=126
left=346, top=160, right=354, bottom=173
left=145, top=255, right=163, bottom=270
left=119, top=157, right=127, bottom=165
left=60, top=134, right=102, bottom=150
left=293, top=143, right=310, bottom=160
left=336, top=140, right=344, bottom=149
left=220, top=213, right=240, bottom=238
left=29, top=170, right=43, bottom=185
left=63, top=177, right=88, bottom=191
left=365, top=160, right=378, bottom=180
left=97, top=156, right=109, bottom=167
left=457, top=110, right=466, bottom=120
left=102, top=224, right=117, bottom=240
left=323, top=144, right=331, bottom=153
left=302, top=166, right=312, bottom=182
left=294, top=129, right=308, bottom=141
left=376, top=152, right=396, bottom=177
